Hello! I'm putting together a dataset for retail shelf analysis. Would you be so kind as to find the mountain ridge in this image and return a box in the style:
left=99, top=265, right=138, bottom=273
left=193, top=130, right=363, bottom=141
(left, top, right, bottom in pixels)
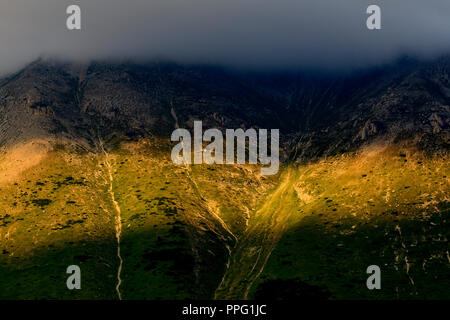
left=0, top=57, right=448, bottom=159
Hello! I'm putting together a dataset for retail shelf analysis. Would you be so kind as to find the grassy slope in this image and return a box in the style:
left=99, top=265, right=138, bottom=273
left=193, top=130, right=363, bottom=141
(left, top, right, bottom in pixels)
left=0, top=140, right=448, bottom=300
left=0, top=147, right=117, bottom=299
left=0, top=138, right=274, bottom=299
left=110, top=139, right=275, bottom=299
left=249, top=145, right=449, bottom=299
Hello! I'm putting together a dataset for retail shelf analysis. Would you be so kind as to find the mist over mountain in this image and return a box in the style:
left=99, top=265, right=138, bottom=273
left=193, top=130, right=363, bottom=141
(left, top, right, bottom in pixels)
left=1, top=0, right=450, bottom=75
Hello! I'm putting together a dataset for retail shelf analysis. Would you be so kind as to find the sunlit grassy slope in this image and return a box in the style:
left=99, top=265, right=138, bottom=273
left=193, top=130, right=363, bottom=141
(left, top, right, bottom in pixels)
left=110, top=139, right=275, bottom=299
left=0, top=139, right=448, bottom=299
left=0, top=144, right=118, bottom=299
left=0, top=138, right=275, bottom=299
left=247, top=145, right=449, bottom=300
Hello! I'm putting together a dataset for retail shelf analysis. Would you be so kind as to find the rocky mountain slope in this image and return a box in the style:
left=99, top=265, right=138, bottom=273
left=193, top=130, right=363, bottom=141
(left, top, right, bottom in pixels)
left=0, top=58, right=448, bottom=299
left=1, top=57, right=448, bottom=155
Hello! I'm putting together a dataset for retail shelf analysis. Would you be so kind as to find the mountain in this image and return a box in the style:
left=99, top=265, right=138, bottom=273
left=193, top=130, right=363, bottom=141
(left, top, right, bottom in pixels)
left=0, top=58, right=448, bottom=299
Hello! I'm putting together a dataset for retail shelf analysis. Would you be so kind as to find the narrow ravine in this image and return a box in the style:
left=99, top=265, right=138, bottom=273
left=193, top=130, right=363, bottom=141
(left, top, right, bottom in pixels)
left=99, top=138, right=123, bottom=300
left=170, top=103, right=236, bottom=241
left=170, top=102, right=298, bottom=299
left=214, top=168, right=300, bottom=299
left=169, top=103, right=238, bottom=297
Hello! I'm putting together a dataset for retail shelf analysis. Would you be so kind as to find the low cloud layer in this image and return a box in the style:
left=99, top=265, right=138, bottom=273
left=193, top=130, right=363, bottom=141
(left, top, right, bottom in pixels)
left=1, top=0, right=450, bottom=75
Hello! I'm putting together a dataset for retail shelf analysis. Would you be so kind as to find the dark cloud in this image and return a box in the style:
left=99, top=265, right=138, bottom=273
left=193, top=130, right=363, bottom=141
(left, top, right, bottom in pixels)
left=1, top=0, right=450, bottom=75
